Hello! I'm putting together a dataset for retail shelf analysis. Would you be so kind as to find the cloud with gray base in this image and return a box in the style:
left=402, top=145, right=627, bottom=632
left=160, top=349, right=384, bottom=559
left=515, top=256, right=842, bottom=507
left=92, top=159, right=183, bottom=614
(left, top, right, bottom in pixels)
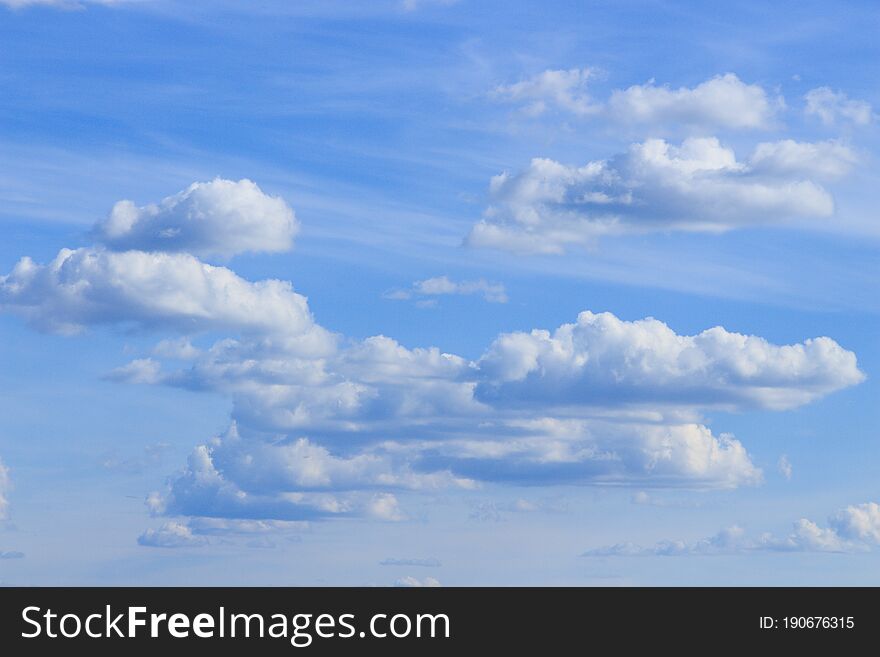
left=467, top=137, right=856, bottom=254
left=93, top=178, right=299, bottom=259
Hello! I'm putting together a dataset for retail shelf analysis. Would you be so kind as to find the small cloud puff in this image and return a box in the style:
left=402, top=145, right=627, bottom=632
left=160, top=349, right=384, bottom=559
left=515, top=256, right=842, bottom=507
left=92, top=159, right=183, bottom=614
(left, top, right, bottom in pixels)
left=492, top=68, right=599, bottom=117
left=805, top=88, right=873, bottom=126
left=386, top=276, right=508, bottom=304
left=138, top=522, right=208, bottom=548
left=777, top=455, right=793, bottom=481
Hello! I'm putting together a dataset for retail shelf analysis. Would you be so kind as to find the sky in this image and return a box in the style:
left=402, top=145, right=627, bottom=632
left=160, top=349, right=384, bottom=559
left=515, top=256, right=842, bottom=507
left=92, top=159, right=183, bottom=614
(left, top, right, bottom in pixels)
left=0, top=0, right=878, bottom=586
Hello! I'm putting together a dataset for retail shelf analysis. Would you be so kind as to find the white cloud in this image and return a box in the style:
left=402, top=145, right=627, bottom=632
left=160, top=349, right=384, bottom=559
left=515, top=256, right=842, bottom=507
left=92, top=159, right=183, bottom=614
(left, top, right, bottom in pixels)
left=93, top=179, right=299, bottom=258
left=0, top=179, right=865, bottom=535
left=749, top=140, right=857, bottom=178
left=406, top=419, right=762, bottom=489
left=394, top=575, right=441, bottom=587
left=805, top=87, right=873, bottom=126
left=116, top=307, right=863, bottom=496
left=586, top=501, right=880, bottom=556
left=137, top=521, right=208, bottom=548
left=387, top=276, right=508, bottom=304
left=492, top=68, right=599, bottom=117
left=367, top=493, right=407, bottom=521
left=0, top=458, right=10, bottom=520
left=151, top=337, right=201, bottom=360
left=777, top=455, right=792, bottom=481
left=112, top=305, right=861, bottom=525
left=0, top=247, right=334, bottom=353
left=607, top=74, right=781, bottom=129
left=476, top=311, right=863, bottom=411
left=492, top=72, right=777, bottom=128
left=829, top=502, right=880, bottom=544
left=468, top=137, right=842, bottom=254
left=149, top=423, right=474, bottom=523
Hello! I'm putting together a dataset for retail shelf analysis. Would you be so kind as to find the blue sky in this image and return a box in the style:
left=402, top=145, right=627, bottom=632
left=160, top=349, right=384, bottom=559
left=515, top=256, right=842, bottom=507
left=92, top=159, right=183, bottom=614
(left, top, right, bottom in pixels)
left=0, top=0, right=878, bottom=585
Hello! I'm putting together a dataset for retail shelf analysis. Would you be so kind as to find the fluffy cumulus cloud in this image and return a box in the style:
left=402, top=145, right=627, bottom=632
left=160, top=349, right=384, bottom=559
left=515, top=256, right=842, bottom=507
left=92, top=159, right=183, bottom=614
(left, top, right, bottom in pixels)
left=475, top=311, right=864, bottom=411
left=386, top=276, right=508, bottom=304
left=586, top=501, right=880, bottom=556
left=0, top=458, right=10, bottom=520
left=145, top=424, right=472, bottom=524
left=131, top=309, right=864, bottom=516
left=467, top=137, right=853, bottom=253
left=0, top=246, right=333, bottom=352
left=0, top=179, right=866, bottom=536
left=805, top=87, right=873, bottom=126
left=493, top=72, right=779, bottom=129
left=93, top=179, right=298, bottom=258
left=748, top=140, right=857, bottom=179
left=402, top=420, right=761, bottom=488
left=492, top=68, right=598, bottom=116
left=607, top=74, right=781, bottom=129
